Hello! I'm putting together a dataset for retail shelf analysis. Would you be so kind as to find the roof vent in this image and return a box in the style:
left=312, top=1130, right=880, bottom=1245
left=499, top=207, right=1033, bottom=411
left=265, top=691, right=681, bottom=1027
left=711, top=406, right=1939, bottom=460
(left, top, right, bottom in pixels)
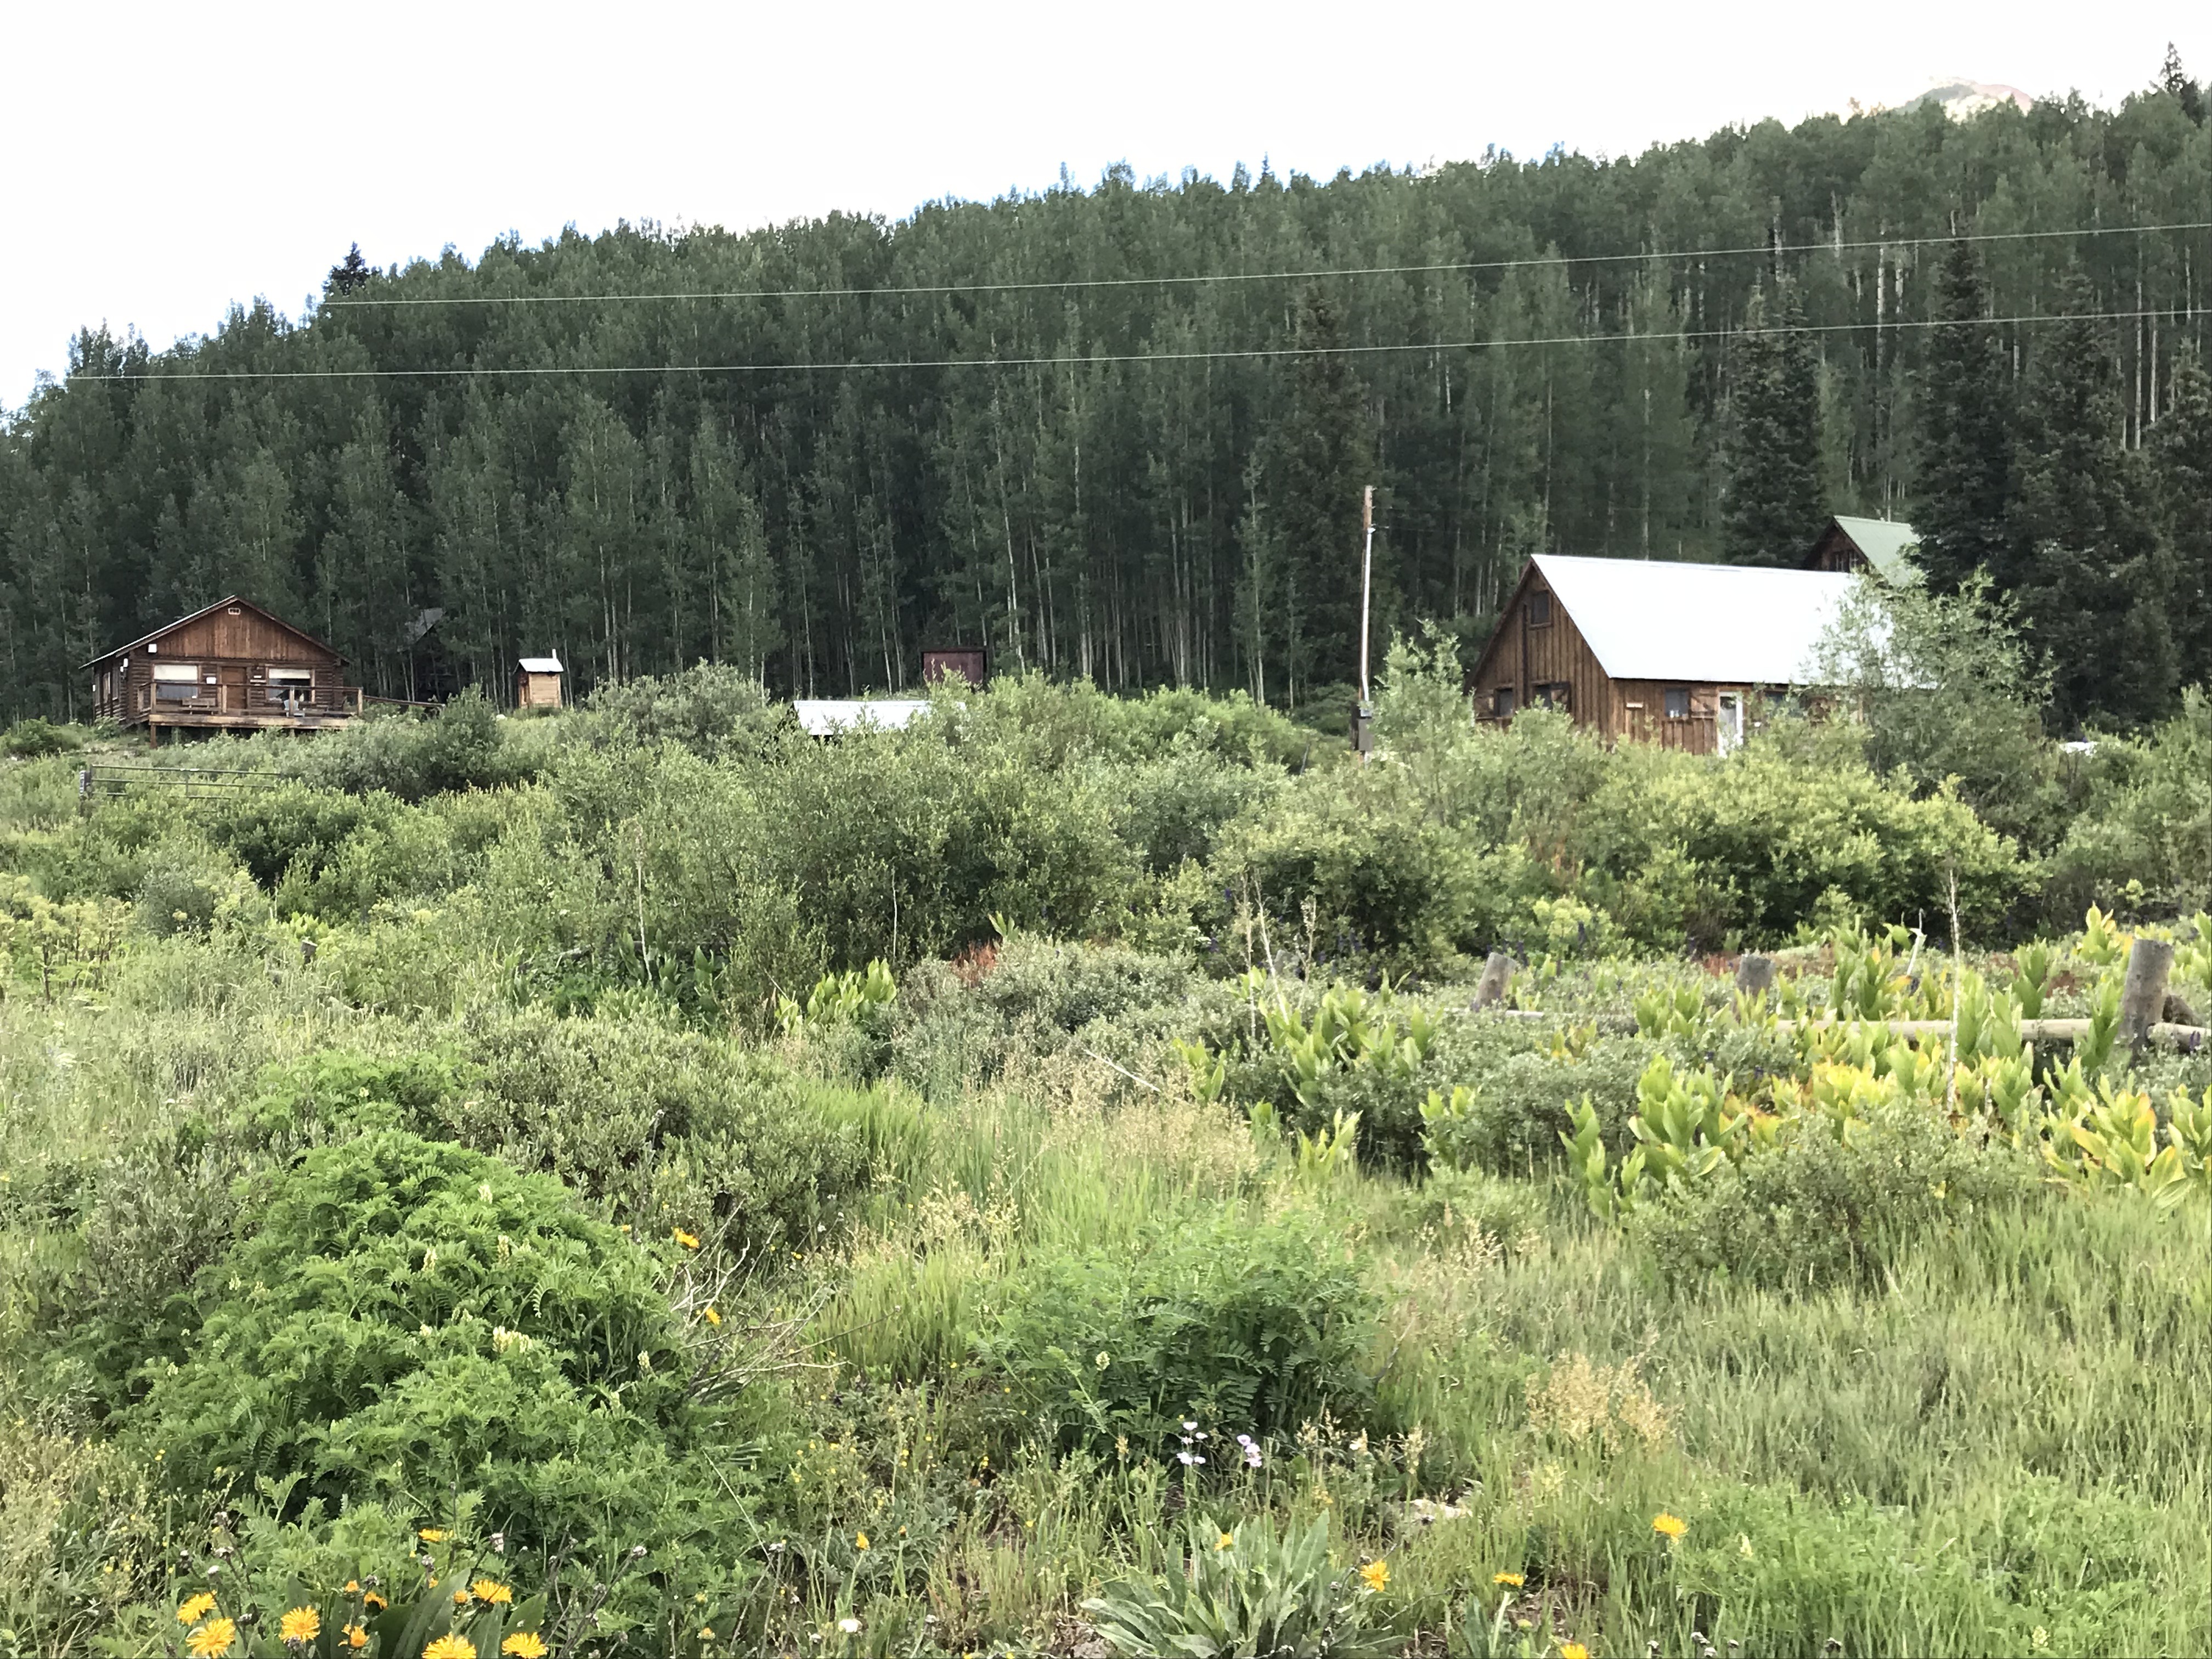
left=227, top=604, right=241, bottom=615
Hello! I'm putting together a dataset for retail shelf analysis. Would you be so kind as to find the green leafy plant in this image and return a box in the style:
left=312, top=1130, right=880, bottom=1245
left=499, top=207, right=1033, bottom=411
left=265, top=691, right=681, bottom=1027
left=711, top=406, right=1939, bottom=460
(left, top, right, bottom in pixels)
left=1083, top=1514, right=1400, bottom=1659
left=973, top=1207, right=1382, bottom=1453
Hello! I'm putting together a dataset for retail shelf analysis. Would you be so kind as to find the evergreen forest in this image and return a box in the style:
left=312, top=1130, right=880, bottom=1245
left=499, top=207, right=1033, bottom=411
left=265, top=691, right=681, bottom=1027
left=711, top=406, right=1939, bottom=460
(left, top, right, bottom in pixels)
left=5, top=65, right=2212, bottom=729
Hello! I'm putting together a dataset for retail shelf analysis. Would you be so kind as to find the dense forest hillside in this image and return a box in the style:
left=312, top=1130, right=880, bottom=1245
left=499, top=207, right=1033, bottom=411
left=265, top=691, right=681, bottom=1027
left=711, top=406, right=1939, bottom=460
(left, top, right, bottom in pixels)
left=3, top=67, right=2210, bottom=716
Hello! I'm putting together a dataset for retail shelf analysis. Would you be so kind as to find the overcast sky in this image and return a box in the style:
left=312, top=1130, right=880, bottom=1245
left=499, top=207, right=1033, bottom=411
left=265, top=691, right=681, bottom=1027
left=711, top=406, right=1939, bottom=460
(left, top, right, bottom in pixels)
left=3, top=1, right=2204, bottom=411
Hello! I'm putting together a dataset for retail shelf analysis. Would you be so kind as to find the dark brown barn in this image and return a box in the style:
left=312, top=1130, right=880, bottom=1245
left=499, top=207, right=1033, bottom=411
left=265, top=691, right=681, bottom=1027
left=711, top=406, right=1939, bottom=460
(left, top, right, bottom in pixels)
left=1804, top=515, right=1918, bottom=580
left=84, top=597, right=360, bottom=740
left=921, top=647, right=989, bottom=688
left=1467, top=555, right=1857, bottom=755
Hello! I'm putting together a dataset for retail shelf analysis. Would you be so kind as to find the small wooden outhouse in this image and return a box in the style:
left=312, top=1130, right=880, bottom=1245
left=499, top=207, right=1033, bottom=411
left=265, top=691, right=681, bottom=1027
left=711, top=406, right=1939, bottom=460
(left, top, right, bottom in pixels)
left=83, top=596, right=360, bottom=738
left=921, top=647, right=989, bottom=688
left=1468, top=554, right=1855, bottom=755
left=516, top=654, right=565, bottom=709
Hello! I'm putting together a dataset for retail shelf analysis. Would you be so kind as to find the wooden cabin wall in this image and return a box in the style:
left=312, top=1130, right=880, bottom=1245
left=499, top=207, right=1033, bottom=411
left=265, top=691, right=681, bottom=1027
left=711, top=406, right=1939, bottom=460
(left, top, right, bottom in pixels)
left=1467, top=577, right=1616, bottom=741
left=155, top=609, right=342, bottom=668
left=1609, top=679, right=1728, bottom=754
left=1804, top=524, right=1866, bottom=574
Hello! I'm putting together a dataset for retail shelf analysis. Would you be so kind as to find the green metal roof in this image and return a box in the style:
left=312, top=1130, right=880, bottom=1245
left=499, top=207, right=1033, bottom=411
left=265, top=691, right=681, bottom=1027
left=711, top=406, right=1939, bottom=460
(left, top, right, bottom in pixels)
left=1831, top=516, right=1920, bottom=582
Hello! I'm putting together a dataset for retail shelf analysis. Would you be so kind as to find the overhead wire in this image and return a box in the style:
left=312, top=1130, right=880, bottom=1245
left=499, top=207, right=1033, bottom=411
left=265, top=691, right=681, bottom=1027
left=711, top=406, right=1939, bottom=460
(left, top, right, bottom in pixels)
left=67, top=306, right=2198, bottom=383
left=318, top=218, right=2212, bottom=308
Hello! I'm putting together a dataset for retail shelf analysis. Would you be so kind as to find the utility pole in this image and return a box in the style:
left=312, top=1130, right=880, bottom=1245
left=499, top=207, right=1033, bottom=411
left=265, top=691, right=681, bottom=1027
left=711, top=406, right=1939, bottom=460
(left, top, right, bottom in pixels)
left=1352, top=484, right=1376, bottom=760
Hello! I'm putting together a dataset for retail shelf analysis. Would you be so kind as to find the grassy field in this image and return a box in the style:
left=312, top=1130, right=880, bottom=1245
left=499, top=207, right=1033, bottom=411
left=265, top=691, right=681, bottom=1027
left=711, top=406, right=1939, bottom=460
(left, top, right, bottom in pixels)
left=0, top=685, right=2207, bottom=1659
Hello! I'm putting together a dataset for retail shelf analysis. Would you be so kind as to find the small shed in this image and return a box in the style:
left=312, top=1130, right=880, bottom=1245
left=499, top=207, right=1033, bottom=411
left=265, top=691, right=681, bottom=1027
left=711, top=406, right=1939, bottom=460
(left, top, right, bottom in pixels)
left=516, top=654, right=565, bottom=709
left=921, top=647, right=989, bottom=688
left=1804, top=516, right=1918, bottom=582
left=83, top=596, right=359, bottom=738
left=1468, top=554, right=1856, bottom=755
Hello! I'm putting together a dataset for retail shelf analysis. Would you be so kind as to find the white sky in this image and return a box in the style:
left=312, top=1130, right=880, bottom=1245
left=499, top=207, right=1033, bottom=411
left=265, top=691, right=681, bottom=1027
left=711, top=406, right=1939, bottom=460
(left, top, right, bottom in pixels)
left=3, top=1, right=2204, bottom=411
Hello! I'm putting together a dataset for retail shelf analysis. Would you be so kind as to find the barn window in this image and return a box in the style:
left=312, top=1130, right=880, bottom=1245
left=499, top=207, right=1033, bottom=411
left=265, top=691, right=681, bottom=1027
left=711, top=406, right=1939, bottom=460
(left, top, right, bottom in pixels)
left=1527, top=590, right=1552, bottom=626
left=1664, top=687, right=1690, bottom=719
left=266, top=668, right=312, bottom=706
left=1535, top=681, right=1572, bottom=711
left=1492, top=687, right=1516, bottom=718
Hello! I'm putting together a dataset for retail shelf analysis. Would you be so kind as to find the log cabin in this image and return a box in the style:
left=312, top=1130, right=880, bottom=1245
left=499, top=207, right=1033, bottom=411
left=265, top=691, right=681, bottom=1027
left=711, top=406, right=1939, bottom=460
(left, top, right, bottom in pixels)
left=1804, top=515, right=1918, bottom=580
left=1468, top=554, right=1857, bottom=755
left=83, top=597, right=362, bottom=740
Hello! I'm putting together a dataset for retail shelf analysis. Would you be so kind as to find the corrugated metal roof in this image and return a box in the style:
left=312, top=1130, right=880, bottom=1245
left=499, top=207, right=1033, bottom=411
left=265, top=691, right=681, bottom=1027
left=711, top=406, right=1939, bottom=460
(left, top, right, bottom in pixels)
left=1532, top=554, right=1857, bottom=684
left=793, top=698, right=931, bottom=736
left=517, top=655, right=564, bottom=674
left=1830, top=516, right=1920, bottom=580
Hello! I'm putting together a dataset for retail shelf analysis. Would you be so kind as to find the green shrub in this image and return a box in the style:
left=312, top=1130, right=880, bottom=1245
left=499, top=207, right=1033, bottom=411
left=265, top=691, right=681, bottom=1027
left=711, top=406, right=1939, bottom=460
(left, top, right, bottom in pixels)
left=1627, top=1101, right=2033, bottom=1289
left=973, top=1205, right=1381, bottom=1453
left=448, top=1009, right=873, bottom=1259
left=2, top=718, right=82, bottom=758
left=292, top=687, right=523, bottom=802
left=1418, top=1030, right=1652, bottom=1174
left=584, top=660, right=792, bottom=759
left=236, top=1048, right=469, bottom=1150
left=131, top=838, right=259, bottom=936
left=122, top=1131, right=740, bottom=1549
left=1411, top=1164, right=1547, bottom=1244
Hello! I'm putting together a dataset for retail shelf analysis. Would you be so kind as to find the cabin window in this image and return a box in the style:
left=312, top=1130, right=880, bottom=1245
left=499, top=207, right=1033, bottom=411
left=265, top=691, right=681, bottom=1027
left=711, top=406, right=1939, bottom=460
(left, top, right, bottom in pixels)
left=1527, top=590, right=1553, bottom=627
left=1664, top=687, right=1690, bottom=720
left=153, top=664, right=200, bottom=703
left=266, top=668, right=312, bottom=706
left=1534, top=681, right=1571, bottom=711
left=1492, top=687, right=1516, bottom=718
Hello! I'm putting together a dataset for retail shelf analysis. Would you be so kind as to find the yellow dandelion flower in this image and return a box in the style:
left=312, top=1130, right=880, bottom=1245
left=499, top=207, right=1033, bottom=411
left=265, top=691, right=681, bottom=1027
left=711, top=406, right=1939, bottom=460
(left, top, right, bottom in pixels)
left=188, top=1618, right=238, bottom=1657
left=1359, top=1560, right=1390, bottom=1593
left=1216, top=1531, right=1234, bottom=1551
left=453, top=1588, right=473, bottom=1605
left=418, top=1528, right=448, bottom=1543
left=1493, top=1572, right=1525, bottom=1588
left=345, top=1626, right=369, bottom=1650
left=424, top=1637, right=477, bottom=1659
left=500, top=1636, right=548, bottom=1659
left=177, top=1593, right=218, bottom=1626
left=280, top=1607, right=321, bottom=1643
left=1563, top=1645, right=1591, bottom=1659
left=364, top=1592, right=388, bottom=1611
left=470, top=1579, right=513, bottom=1606
left=343, top=1581, right=360, bottom=1594
left=703, top=1306, right=721, bottom=1326
left=673, top=1228, right=701, bottom=1250
left=855, top=1531, right=870, bottom=1550
left=1652, top=1512, right=1688, bottom=1541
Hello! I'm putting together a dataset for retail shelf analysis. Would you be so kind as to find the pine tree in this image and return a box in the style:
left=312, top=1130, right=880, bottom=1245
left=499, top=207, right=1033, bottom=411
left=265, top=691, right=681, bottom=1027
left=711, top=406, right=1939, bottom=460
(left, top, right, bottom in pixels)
left=2007, top=273, right=2177, bottom=729
left=1266, top=292, right=1372, bottom=704
left=1720, top=282, right=1824, bottom=566
left=325, top=244, right=372, bottom=298
left=2152, top=345, right=2212, bottom=690
left=2160, top=43, right=2205, bottom=125
left=1914, top=240, right=2012, bottom=590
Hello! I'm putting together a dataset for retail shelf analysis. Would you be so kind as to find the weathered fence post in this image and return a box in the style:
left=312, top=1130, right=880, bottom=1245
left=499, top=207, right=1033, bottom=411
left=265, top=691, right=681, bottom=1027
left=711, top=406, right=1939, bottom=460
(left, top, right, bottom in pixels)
left=1734, top=952, right=1778, bottom=1000
left=1472, top=951, right=1516, bottom=1010
left=2118, top=937, right=2175, bottom=1048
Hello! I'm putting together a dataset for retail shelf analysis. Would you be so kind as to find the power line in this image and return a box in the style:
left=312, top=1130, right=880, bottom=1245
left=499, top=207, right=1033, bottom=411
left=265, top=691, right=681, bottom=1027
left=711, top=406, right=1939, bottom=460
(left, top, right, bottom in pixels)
left=321, top=219, right=2212, bottom=309
left=68, top=307, right=2193, bottom=384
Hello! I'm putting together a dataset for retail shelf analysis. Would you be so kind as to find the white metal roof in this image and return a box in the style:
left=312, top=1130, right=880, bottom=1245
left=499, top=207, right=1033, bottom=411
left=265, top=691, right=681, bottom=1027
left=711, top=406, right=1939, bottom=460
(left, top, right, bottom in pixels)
left=517, top=655, right=563, bottom=674
left=792, top=698, right=931, bottom=736
left=1531, top=554, right=1857, bottom=684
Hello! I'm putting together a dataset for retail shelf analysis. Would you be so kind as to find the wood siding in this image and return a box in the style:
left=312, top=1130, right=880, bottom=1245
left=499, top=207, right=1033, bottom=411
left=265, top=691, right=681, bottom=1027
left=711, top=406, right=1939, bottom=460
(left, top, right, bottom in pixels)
left=1805, top=522, right=1866, bottom=574
left=1466, top=565, right=1617, bottom=738
left=517, top=670, right=563, bottom=708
